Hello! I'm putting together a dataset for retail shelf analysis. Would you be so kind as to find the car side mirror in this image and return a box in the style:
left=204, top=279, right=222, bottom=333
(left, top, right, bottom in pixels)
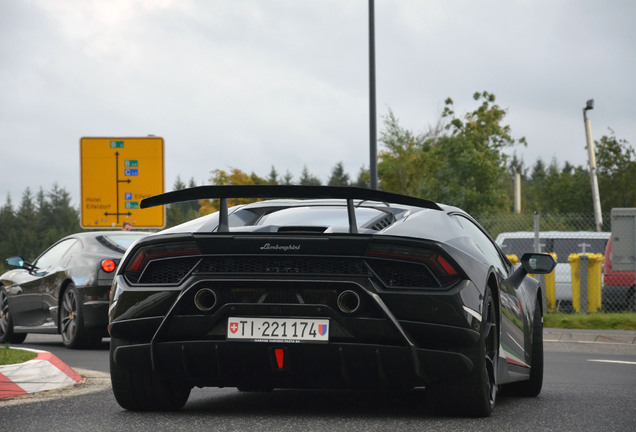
left=7, top=256, right=25, bottom=268
left=520, top=253, right=556, bottom=274
left=6, top=256, right=37, bottom=272
left=506, top=253, right=556, bottom=288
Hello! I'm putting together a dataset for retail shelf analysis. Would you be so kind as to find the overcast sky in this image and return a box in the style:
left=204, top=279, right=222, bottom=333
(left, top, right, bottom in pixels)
left=1, top=0, right=635, bottom=209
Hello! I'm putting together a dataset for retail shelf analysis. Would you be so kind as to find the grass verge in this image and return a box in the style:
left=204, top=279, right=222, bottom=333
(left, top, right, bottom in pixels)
left=0, top=344, right=38, bottom=365
left=545, top=312, right=636, bottom=330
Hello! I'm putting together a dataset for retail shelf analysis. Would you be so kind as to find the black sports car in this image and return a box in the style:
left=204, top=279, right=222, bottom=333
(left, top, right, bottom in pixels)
left=1, top=231, right=148, bottom=348
left=108, top=186, right=555, bottom=416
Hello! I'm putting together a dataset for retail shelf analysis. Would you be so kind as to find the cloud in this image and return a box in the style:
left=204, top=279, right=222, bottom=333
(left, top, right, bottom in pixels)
left=1, top=0, right=635, bottom=209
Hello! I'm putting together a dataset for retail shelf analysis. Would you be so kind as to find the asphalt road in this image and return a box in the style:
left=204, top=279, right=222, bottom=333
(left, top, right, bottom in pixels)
left=2, top=335, right=635, bottom=432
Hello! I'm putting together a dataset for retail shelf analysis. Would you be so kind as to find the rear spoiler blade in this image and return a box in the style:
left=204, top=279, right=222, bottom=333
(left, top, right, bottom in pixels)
left=141, top=185, right=441, bottom=234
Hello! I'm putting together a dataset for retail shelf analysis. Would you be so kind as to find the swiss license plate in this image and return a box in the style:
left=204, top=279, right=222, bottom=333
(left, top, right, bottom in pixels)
left=227, top=317, right=329, bottom=343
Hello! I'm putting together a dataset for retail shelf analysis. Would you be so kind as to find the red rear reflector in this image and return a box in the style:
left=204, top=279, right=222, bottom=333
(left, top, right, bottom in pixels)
left=436, top=256, right=458, bottom=275
left=274, top=348, right=284, bottom=369
left=101, top=259, right=116, bottom=273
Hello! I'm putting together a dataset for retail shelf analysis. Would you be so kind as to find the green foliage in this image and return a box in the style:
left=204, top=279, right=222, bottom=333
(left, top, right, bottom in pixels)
left=595, top=129, right=636, bottom=209
left=327, top=162, right=350, bottom=187
left=524, top=159, right=592, bottom=214
left=281, top=170, right=294, bottom=185
left=379, top=92, right=524, bottom=213
left=378, top=91, right=633, bottom=218
left=267, top=166, right=279, bottom=185
left=518, top=130, right=634, bottom=227
left=200, top=167, right=268, bottom=214
left=544, top=312, right=636, bottom=330
left=0, top=184, right=81, bottom=274
left=0, top=345, right=38, bottom=365
left=377, top=109, right=432, bottom=196
left=166, top=177, right=200, bottom=228
left=352, top=166, right=370, bottom=188
left=298, top=166, right=322, bottom=186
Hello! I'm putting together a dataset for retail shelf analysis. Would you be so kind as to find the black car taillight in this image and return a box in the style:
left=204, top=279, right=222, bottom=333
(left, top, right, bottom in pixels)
left=124, top=241, right=201, bottom=284
left=364, top=243, right=462, bottom=289
left=101, top=259, right=117, bottom=273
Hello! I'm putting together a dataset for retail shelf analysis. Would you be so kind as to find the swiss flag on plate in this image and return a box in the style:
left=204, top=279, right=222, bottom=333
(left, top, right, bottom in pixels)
left=229, top=322, right=239, bottom=334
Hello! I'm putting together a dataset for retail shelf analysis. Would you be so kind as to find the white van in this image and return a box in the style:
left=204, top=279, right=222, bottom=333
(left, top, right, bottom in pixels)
left=495, top=231, right=610, bottom=310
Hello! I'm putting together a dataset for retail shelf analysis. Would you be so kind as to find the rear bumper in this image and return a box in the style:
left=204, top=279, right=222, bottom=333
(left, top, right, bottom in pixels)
left=111, top=339, right=474, bottom=389
left=82, top=301, right=109, bottom=328
left=78, top=285, right=110, bottom=329
left=108, top=274, right=483, bottom=390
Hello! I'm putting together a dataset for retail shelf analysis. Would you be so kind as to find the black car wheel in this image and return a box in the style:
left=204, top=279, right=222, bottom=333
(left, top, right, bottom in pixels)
left=429, top=285, right=498, bottom=417
left=0, top=288, right=27, bottom=344
left=110, top=337, right=191, bottom=411
left=502, top=295, right=543, bottom=397
left=60, top=284, right=101, bottom=349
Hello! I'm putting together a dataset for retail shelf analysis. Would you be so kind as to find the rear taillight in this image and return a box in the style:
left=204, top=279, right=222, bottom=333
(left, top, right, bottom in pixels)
left=435, top=255, right=458, bottom=275
left=125, top=241, right=201, bottom=275
left=101, top=259, right=117, bottom=273
left=364, top=242, right=461, bottom=288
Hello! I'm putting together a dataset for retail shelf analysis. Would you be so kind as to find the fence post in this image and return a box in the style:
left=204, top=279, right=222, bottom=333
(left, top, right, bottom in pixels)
left=534, top=211, right=547, bottom=312
left=533, top=212, right=541, bottom=253
left=580, top=255, right=589, bottom=314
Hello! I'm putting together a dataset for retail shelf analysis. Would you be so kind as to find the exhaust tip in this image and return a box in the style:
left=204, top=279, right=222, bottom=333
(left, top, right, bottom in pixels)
left=194, top=288, right=217, bottom=312
left=337, top=290, right=361, bottom=314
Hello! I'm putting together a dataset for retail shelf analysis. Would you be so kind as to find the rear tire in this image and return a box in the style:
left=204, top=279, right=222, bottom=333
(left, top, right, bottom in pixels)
left=428, top=286, right=498, bottom=417
left=110, top=337, right=191, bottom=411
left=60, top=284, right=102, bottom=349
left=0, top=288, right=27, bottom=344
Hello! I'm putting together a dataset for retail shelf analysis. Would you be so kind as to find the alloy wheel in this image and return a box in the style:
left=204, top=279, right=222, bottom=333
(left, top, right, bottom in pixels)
left=0, top=290, right=9, bottom=337
left=483, top=292, right=498, bottom=406
left=61, top=288, right=79, bottom=344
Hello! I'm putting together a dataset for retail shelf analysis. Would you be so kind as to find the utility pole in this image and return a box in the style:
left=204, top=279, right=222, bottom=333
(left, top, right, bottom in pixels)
left=583, top=99, right=603, bottom=232
left=368, top=0, right=378, bottom=190
left=514, top=169, right=522, bottom=214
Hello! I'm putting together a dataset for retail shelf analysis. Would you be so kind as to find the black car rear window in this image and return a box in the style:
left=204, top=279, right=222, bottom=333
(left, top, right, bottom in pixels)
left=257, top=206, right=385, bottom=229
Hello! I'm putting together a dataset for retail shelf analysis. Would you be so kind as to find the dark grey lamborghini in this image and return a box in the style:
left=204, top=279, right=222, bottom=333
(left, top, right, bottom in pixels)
left=0, top=231, right=148, bottom=348
left=108, top=186, right=555, bottom=416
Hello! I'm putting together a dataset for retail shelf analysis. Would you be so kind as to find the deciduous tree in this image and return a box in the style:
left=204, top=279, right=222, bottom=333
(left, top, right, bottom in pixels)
left=379, top=92, right=524, bottom=214
left=595, top=130, right=636, bottom=208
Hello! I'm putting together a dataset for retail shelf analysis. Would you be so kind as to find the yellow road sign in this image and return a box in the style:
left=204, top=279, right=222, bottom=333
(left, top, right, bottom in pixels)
left=80, top=137, right=164, bottom=229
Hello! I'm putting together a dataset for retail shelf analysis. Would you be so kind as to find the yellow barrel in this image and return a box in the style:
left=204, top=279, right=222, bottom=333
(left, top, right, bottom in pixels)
left=569, top=253, right=604, bottom=313
left=544, top=252, right=557, bottom=312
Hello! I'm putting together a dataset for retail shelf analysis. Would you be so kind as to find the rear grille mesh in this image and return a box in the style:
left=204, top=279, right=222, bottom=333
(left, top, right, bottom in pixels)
left=131, top=255, right=444, bottom=289
left=218, top=286, right=338, bottom=305
left=367, top=259, right=439, bottom=288
left=135, top=257, right=201, bottom=284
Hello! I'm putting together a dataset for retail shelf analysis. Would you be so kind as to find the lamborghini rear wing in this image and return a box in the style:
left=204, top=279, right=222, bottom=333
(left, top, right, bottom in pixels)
left=140, top=185, right=442, bottom=234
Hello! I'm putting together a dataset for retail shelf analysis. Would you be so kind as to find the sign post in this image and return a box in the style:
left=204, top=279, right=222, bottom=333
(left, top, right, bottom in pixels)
left=80, top=137, right=165, bottom=229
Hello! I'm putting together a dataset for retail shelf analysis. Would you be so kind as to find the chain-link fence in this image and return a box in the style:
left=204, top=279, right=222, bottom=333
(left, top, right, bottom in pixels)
left=475, top=212, right=635, bottom=313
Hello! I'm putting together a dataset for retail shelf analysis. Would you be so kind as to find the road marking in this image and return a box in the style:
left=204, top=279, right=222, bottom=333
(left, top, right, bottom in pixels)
left=545, top=339, right=634, bottom=346
left=588, top=359, right=636, bottom=365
